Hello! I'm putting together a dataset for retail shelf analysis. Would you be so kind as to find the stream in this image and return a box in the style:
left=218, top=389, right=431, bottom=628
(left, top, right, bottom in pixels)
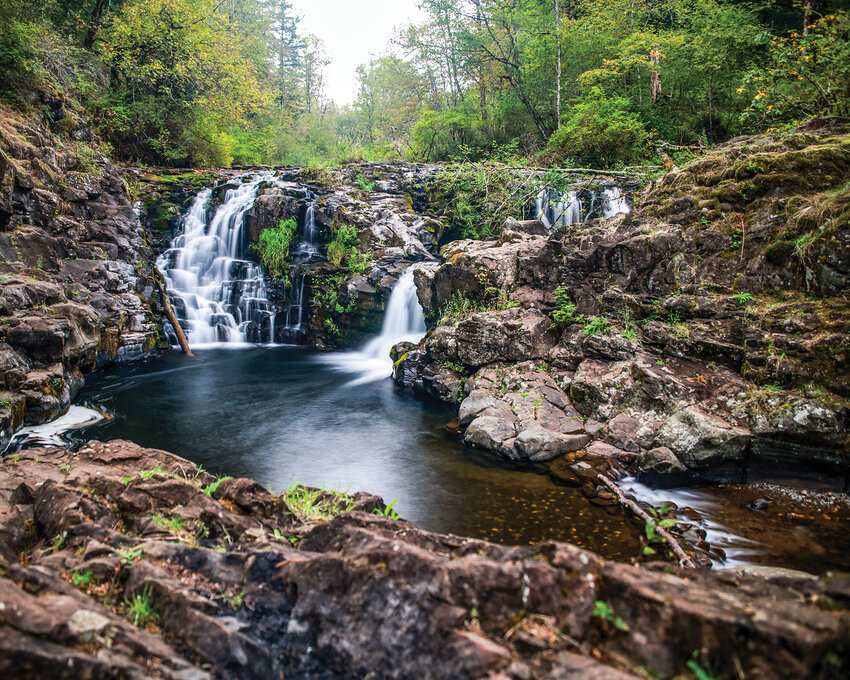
left=14, top=175, right=850, bottom=576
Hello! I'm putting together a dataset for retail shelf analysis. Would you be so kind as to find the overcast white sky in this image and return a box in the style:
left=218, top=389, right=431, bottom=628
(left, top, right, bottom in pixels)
left=289, top=0, right=425, bottom=106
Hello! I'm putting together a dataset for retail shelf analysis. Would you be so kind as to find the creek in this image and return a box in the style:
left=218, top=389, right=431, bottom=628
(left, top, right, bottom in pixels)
left=19, top=175, right=850, bottom=575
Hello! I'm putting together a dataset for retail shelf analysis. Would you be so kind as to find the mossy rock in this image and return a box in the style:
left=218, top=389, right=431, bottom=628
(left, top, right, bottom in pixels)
left=765, top=240, right=796, bottom=266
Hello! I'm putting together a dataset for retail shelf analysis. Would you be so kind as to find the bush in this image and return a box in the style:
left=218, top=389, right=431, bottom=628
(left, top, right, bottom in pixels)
left=0, top=15, right=46, bottom=103
left=252, top=218, right=298, bottom=278
left=326, top=225, right=360, bottom=266
left=548, top=88, right=648, bottom=168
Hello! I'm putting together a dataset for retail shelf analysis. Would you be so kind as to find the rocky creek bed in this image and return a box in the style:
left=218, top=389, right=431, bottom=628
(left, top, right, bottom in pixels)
left=1, top=439, right=849, bottom=679
left=2, top=93, right=850, bottom=677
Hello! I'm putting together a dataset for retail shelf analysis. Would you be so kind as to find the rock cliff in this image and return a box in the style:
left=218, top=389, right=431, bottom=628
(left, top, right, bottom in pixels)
left=395, top=119, right=850, bottom=485
left=0, top=102, right=160, bottom=449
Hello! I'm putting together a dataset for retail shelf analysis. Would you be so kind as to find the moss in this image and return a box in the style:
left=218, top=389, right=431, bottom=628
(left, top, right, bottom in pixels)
left=765, top=239, right=796, bottom=265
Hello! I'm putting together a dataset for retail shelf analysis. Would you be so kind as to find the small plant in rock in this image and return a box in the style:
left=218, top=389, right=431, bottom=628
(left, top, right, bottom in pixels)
left=354, top=173, right=376, bottom=192
left=71, top=569, right=94, bottom=587
left=0, top=399, right=12, bottom=409
left=252, top=217, right=298, bottom=278
left=592, top=600, right=629, bottom=631
left=138, top=465, right=164, bottom=479
left=374, top=499, right=402, bottom=520
left=284, top=482, right=353, bottom=521
left=550, top=283, right=582, bottom=327
left=202, top=474, right=233, bottom=497
left=733, top=292, right=755, bottom=306
left=687, top=653, right=719, bottom=680
left=116, top=546, right=143, bottom=565
left=222, top=591, right=245, bottom=612
left=582, top=316, right=610, bottom=336
left=125, top=585, right=160, bottom=628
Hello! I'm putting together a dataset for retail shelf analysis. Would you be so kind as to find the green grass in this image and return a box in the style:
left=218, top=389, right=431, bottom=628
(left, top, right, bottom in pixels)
left=71, top=569, right=93, bottom=587
left=125, top=585, right=159, bottom=628
left=252, top=217, right=298, bottom=278
left=283, top=481, right=353, bottom=520
left=202, top=474, right=233, bottom=497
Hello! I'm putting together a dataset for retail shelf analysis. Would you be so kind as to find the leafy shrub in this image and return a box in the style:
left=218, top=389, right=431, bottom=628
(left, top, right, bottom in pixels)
left=547, top=88, right=648, bottom=168
left=253, top=218, right=298, bottom=278
left=550, top=283, right=582, bottom=327
left=0, top=15, right=45, bottom=103
left=326, top=226, right=360, bottom=267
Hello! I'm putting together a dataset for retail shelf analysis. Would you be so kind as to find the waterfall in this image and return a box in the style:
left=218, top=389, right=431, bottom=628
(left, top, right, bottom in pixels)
left=277, top=201, right=321, bottom=344
left=535, top=185, right=629, bottom=229
left=535, top=189, right=582, bottom=228
left=320, top=266, right=427, bottom=385
left=157, top=174, right=277, bottom=347
left=601, top=187, right=630, bottom=217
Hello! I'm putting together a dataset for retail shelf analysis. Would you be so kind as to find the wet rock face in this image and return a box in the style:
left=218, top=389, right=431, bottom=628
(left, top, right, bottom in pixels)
left=397, top=123, right=850, bottom=479
left=1, top=440, right=848, bottom=680
left=0, top=110, right=159, bottom=444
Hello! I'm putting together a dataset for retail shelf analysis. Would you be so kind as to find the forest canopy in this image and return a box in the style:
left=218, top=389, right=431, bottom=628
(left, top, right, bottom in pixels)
left=2, top=0, right=848, bottom=167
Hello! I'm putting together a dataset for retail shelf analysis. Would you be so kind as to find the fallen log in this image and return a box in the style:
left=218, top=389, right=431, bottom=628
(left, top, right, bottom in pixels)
left=153, top=266, right=194, bottom=358
left=597, top=473, right=696, bottom=568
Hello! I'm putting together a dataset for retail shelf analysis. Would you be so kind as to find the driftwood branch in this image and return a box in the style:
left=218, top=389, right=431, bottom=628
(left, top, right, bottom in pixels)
left=597, top=473, right=696, bottom=569
left=499, top=166, right=652, bottom=178
left=153, top=266, right=194, bottom=357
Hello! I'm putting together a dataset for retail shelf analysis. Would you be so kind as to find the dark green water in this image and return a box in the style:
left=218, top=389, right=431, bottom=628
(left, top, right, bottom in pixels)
left=74, top=347, right=641, bottom=559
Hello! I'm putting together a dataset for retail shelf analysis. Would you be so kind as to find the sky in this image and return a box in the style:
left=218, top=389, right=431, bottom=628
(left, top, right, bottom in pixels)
left=289, top=0, right=425, bottom=106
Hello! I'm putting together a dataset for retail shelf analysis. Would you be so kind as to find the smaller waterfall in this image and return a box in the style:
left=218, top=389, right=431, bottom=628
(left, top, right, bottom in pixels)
left=535, top=189, right=583, bottom=228
left=292, top=202, right=320, bottom=264
left=278, top=202, right=321, bottom=343
left=320, top=266, right=427, bottom=385
left=535, top=185, right=630, bottom=229
left=601, top=187, right=630, bottom=217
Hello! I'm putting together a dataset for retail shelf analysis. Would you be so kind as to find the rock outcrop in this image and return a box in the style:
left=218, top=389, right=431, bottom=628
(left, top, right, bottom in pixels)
left=395, top=120, right=850, bottom=484
left=0, top=104, right=160, bottom=448
left=1, top=440, right=848, bottom=679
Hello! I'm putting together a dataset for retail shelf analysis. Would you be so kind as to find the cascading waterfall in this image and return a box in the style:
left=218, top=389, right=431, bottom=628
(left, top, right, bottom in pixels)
left=535, top=184, right=630, bottom=229
left=321, top=265, right=427, bottom=385
left=279, top=201, right=321, bottom=343
left=535, top=189, right=583, bottom=228
left=601, top=187, right=630, bottom=217
left=157, top=174, right=277, bottom=347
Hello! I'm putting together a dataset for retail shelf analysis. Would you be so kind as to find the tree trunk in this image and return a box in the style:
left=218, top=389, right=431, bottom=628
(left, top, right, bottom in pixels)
left=154, top=267, right=194, bottom=358
left=555, top=0, right=562, bottom=123
left=650, top=46, right=662, bottom=104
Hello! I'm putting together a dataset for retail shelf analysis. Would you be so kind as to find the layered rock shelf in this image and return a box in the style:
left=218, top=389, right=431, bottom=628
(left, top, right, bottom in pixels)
left=1, top=440, right=848, bottom=679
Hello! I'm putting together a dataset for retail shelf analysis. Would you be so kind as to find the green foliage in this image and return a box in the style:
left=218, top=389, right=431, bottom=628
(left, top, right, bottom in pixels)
left=222, top=591, right=245, bottom=611
left=550, top=283, right=582, bottom=327
left=253, top=218, right=298, bottom=279
left=373, top=499, right=402, bottom=520
left=202, top=475, right=233, bottom=497
left=438, top=288, right=518, bottom=326
left=326, top=226, right=360, bottom=267
left=741, top=13, right=850, bottom=127
left=116, top=546, right=143, bottom=565
left=354, top=174, right=376, bottom=191
left=0, top=11, right=45, bottom=104
left=71, top=569, right=94, bottom=588
left=592, top=600, right=629, bottom=631
left=430, top=164, right=534, bottom=240
left=283, top=481, right=353, bottom=521
left=125, top=585, right=159, bottom=628
left=734, top=292, right=755, bottom=306
left=548, top=89, right=648, bottom=168
left=582, top=316, right=610, bottom=336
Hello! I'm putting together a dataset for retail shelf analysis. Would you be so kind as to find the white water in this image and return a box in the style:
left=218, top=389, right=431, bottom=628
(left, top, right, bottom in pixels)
left=157, top=175, right=277, bottom=347
left=10, top=406, right=106, bottom=448
left=601, top=187, right=630, bottom=217
left=535, top=185, right=630, bottom=229
left=618, top=476, right=761, bottom=568
left=535, top=189, right=583, bottom=228
left=321, top=266, right=427, bottom=386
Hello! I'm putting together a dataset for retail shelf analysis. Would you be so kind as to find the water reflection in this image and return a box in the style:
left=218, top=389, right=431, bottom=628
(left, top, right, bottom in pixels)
left=74, top=347, right=642, bottom=560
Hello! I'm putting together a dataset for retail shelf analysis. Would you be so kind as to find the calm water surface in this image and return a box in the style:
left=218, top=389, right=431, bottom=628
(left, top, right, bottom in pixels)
left=75, top=347, right=641, bottom=560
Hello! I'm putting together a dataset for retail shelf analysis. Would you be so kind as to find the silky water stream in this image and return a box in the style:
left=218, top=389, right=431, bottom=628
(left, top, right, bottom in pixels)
left=22, top=179, right=850, bottom=573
